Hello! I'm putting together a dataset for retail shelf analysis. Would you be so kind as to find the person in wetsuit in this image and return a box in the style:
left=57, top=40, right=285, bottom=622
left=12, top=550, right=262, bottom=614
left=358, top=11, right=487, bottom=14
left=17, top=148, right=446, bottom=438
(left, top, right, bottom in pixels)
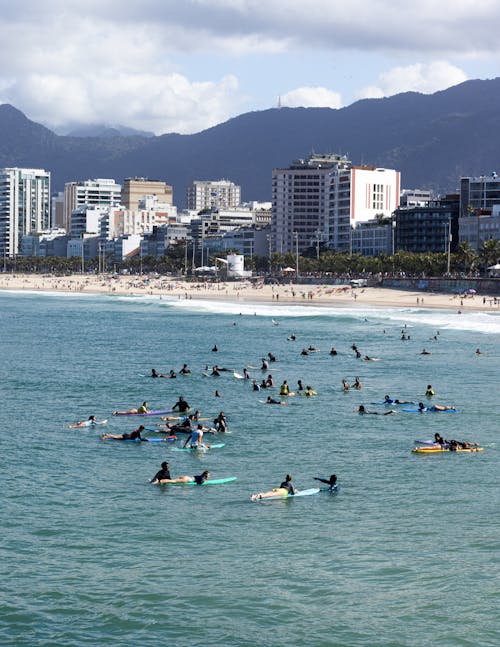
left=314, top=474, right=338, bottom=492
left=172, top=396, right=190, bottom=413
left=102, top=425, right=149, bottom=441
left=151, top=461, right=171, bottom=483
left=251, top=474, right=296, bottom=500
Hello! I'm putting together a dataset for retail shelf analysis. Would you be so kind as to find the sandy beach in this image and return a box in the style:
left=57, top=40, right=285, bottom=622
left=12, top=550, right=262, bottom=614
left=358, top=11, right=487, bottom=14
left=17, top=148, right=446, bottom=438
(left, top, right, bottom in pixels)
left=1, top=272, right=498, bottom=312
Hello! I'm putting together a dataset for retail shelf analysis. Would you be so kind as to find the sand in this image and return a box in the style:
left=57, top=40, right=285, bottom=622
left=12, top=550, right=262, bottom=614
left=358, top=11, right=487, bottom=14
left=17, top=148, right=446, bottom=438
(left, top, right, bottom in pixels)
left=0, top=273, right=498, bottom=312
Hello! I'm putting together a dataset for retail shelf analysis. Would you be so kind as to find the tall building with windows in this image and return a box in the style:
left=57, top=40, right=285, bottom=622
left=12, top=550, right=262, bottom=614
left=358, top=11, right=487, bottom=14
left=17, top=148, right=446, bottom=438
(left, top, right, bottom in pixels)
left=272, top=154, right=400, bottom=254
left=121, top=178, right=173, bottom=211
left=186, top=180, right=241, bottom=212
left=0, top=167, right=51, bottom=257
left=460, top=173, right=500, bottom=218
left=272, top=154, right=350, bottom=254
left=63, top=178, right=121, bottom=232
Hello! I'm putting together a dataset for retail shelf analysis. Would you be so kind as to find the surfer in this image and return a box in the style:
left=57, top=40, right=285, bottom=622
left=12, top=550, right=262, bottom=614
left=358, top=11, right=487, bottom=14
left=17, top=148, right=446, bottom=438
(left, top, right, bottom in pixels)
left=151, top=461, right=172, bottom=483
left=172, top=396, right=190, bottom=413
left=179, top=364, right=191, bottom=374
left=358, top=405, right=395, bottom=415
left=268, top=352, right=277, bottom=362
left=151, top=368, right=167, bottom=378
left=288, top=333, right=296, bottom=341
left=212, top=344, right=218, bottom=352
left=215, top=390, right=221, bottom=398
left=169, top=369, right=177, bottom=378
left=243, top=368, right=251, bottom=379
left=313, top=474, right=337, bottom=492
left=251, top=474, right=296, bottom=500
left=113, top=401, right=148, bottom=415
left=213, top=412, right=227, bottom=433
left=304, top=385, right=316, bottom=396
left=211, top=366, right=221, bottom=377
left=156, top=470, right=211, bottom=485
left=342, top=379, right=350, bottom=392
left=266, top=374, right=275, bottom=387
left=420, top=349, right=431, bottom=355
left=475, top=348, right=483, bottom=355
left=279, top=380, right=289, bottom=395
left=102, top=425, right=149, bottom=441
left=417, top=402, right=455, bottom=412
left=352, top=377, right=362, bottom=390
left=184, top=424, right=209, bottom=449
left=252, top=380, right=261, bottom=391
left=68, top=415, right=98, bottom=428
left=329, top=347, right=337, bottom=356
left=425, top=385, right=435, bottom=396
left=266, top=396, right=286, bottom=405
left=297, top=379, right=304, bottom=392
left=261, top=358, right=269, bottom=370
left=300, top=348, right=309, bottom=356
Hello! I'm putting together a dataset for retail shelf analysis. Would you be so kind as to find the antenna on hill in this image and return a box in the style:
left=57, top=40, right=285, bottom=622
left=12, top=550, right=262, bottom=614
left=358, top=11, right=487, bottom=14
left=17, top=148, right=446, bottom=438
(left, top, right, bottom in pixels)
left=277, top=95, right=282, bottom=109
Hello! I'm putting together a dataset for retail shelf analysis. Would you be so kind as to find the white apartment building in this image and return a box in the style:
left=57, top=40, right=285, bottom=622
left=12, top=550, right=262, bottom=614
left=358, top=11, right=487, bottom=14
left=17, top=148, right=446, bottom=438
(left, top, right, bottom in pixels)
left=272, top=155, right=400, bottom=254
left=0, top=167, right=51, bottom=257
left=186, top=180, right=241, bottom=212
left=101, top=197, right=177, bottom=240
left=63, top=178, right=122, bottom=232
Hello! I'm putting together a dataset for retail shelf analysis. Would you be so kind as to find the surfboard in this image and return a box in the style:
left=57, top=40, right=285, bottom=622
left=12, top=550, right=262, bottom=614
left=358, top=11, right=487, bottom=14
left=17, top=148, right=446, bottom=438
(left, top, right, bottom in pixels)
left=113, top=409, right=173, bottom=416
left=233, top=372, right=244, bottom=379
left=412, top=446, right=483, bottom=453
left=403, top=407, right=459, bottom=413
left=103, top=437, right=167, bottom=443
left=156, top=476, right=237, bottom=485
left=172, top=443, right=225, bottom=452
left=252, top=488, right=320, bottom=501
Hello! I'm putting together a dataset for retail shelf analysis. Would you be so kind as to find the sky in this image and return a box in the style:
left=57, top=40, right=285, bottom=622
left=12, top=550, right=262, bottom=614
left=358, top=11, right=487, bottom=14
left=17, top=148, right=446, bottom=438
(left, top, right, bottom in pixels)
left=1, top=0, right=499, bottom=136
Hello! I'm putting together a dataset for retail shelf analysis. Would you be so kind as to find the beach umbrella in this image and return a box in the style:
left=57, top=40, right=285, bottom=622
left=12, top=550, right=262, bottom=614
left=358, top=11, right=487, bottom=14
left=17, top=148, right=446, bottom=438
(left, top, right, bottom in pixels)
left=283, top=267, right=296, bottom=272
left=487, top=263, right=500, bottom=270
left=468, top=288, right=476, bottom=294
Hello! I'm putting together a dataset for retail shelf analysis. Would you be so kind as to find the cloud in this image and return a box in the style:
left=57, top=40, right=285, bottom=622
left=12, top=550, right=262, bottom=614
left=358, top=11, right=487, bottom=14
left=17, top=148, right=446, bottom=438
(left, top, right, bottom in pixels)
left=281, top=86, right=342, bottom=109
left=2, top=72, right=241, bottom=135
left=358, top=61, right=468, bottom=99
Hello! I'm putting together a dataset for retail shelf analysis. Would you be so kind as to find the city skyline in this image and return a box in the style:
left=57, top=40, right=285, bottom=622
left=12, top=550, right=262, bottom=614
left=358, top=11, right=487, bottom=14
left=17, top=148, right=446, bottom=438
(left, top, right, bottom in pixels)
left=0, top=1, right=499, bottom=136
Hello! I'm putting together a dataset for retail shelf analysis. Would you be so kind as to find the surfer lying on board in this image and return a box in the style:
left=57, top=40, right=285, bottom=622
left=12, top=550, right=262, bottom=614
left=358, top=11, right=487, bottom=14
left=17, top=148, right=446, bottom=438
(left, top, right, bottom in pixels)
left=151, top=369, right=168, bottom=378
left=113, top=402, right=148, bottom=415
left=266, top=396, right=287, bottom=405
left=313, top=474, right=338, bottom=491
left=102, top=425, right=149, bottom=441
left=68, top=415, right=97, bottom=428
left=251, top=474, right=296, bottom=500
left=417, top=402, right=455, bottom=412
left=155, top=470, right=211, bottom=485
left=358, top=405, right=396, bottom=416
left=433, top=434, right=479, bottom=450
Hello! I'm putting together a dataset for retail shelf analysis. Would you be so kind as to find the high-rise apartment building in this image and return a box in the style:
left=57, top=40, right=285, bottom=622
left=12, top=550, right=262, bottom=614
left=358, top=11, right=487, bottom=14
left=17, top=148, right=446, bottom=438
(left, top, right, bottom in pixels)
left=0, top=167, right=51, bottom=257
left=63, top=178, right=122, bottom=232
left=272, top=154, right=349, bottom=254
left=121, top=178, right=173, bottom=211
left=272, top=154, right=400, bottom=254
left=460, top=173, right=500, bottom=217
left=186, top=180, right=241, bottom=212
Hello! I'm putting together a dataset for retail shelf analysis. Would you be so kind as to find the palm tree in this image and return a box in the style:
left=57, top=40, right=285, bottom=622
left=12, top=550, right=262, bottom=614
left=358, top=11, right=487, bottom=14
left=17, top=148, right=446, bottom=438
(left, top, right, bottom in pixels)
left=478, top=238, right=500, bottom=272
left=453, top=241, right=477, bottom=274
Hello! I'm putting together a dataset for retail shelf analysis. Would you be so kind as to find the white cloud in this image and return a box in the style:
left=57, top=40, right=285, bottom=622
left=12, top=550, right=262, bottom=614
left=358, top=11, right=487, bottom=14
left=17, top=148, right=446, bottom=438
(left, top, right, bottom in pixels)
left=358, top=62, right=468, bottom=99
left=281, top=86, right=342, bottom=109
left=2, top=72, right=241, bottom=135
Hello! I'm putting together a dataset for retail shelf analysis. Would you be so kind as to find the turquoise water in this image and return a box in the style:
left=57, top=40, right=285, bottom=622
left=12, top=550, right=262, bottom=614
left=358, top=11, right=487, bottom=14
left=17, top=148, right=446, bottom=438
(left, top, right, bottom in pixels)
left=1, top=290, right=499, bottom=647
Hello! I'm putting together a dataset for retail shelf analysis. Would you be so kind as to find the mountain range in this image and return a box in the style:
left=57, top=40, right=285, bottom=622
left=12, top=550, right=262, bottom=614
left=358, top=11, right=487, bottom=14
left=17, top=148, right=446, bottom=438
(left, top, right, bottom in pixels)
left=1, top=77, right=500, bottom=207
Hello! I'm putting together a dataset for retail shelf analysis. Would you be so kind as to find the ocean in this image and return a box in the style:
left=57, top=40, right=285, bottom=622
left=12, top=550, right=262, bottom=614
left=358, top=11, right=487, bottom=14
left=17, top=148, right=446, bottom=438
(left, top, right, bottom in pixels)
left=1, top=290, right=499, bottom=646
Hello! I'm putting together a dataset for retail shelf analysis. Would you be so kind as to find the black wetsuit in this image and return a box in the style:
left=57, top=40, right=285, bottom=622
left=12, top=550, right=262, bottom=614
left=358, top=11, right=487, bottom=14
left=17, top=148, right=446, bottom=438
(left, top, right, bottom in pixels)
left=152, top=468, right=171, bottom=481
left=123, top=430, right=148, bottom=441
left=280, top=480, right=295, bottom=494
left=173, top=400, right=190, bottom=413
left=194, top=473, right=208, bottom=485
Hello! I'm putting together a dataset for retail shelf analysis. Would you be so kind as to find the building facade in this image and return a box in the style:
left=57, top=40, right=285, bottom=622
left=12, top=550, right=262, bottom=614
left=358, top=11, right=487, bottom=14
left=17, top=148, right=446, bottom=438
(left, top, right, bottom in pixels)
left=272, top=155, right=400, bottom=254
left=63, top=178, right=121, bottom=232
left=459, top=212, right=500, bottom=251
left=186, top=180, right=241, bottom=212
left=0, top=167, right=51, bottom=257
left=272, top=154, right=350, bottom=254
left=121, top=178, right=173, bottom=211
left=394, top=195, right=459, bottom=254
left=460, top=174, right=500, bottom=218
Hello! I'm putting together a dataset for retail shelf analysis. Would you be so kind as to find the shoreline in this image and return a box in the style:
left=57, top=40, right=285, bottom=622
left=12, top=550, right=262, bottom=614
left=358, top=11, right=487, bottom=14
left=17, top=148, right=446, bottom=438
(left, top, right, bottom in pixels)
left=0, top=273, right=499, bottom=312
